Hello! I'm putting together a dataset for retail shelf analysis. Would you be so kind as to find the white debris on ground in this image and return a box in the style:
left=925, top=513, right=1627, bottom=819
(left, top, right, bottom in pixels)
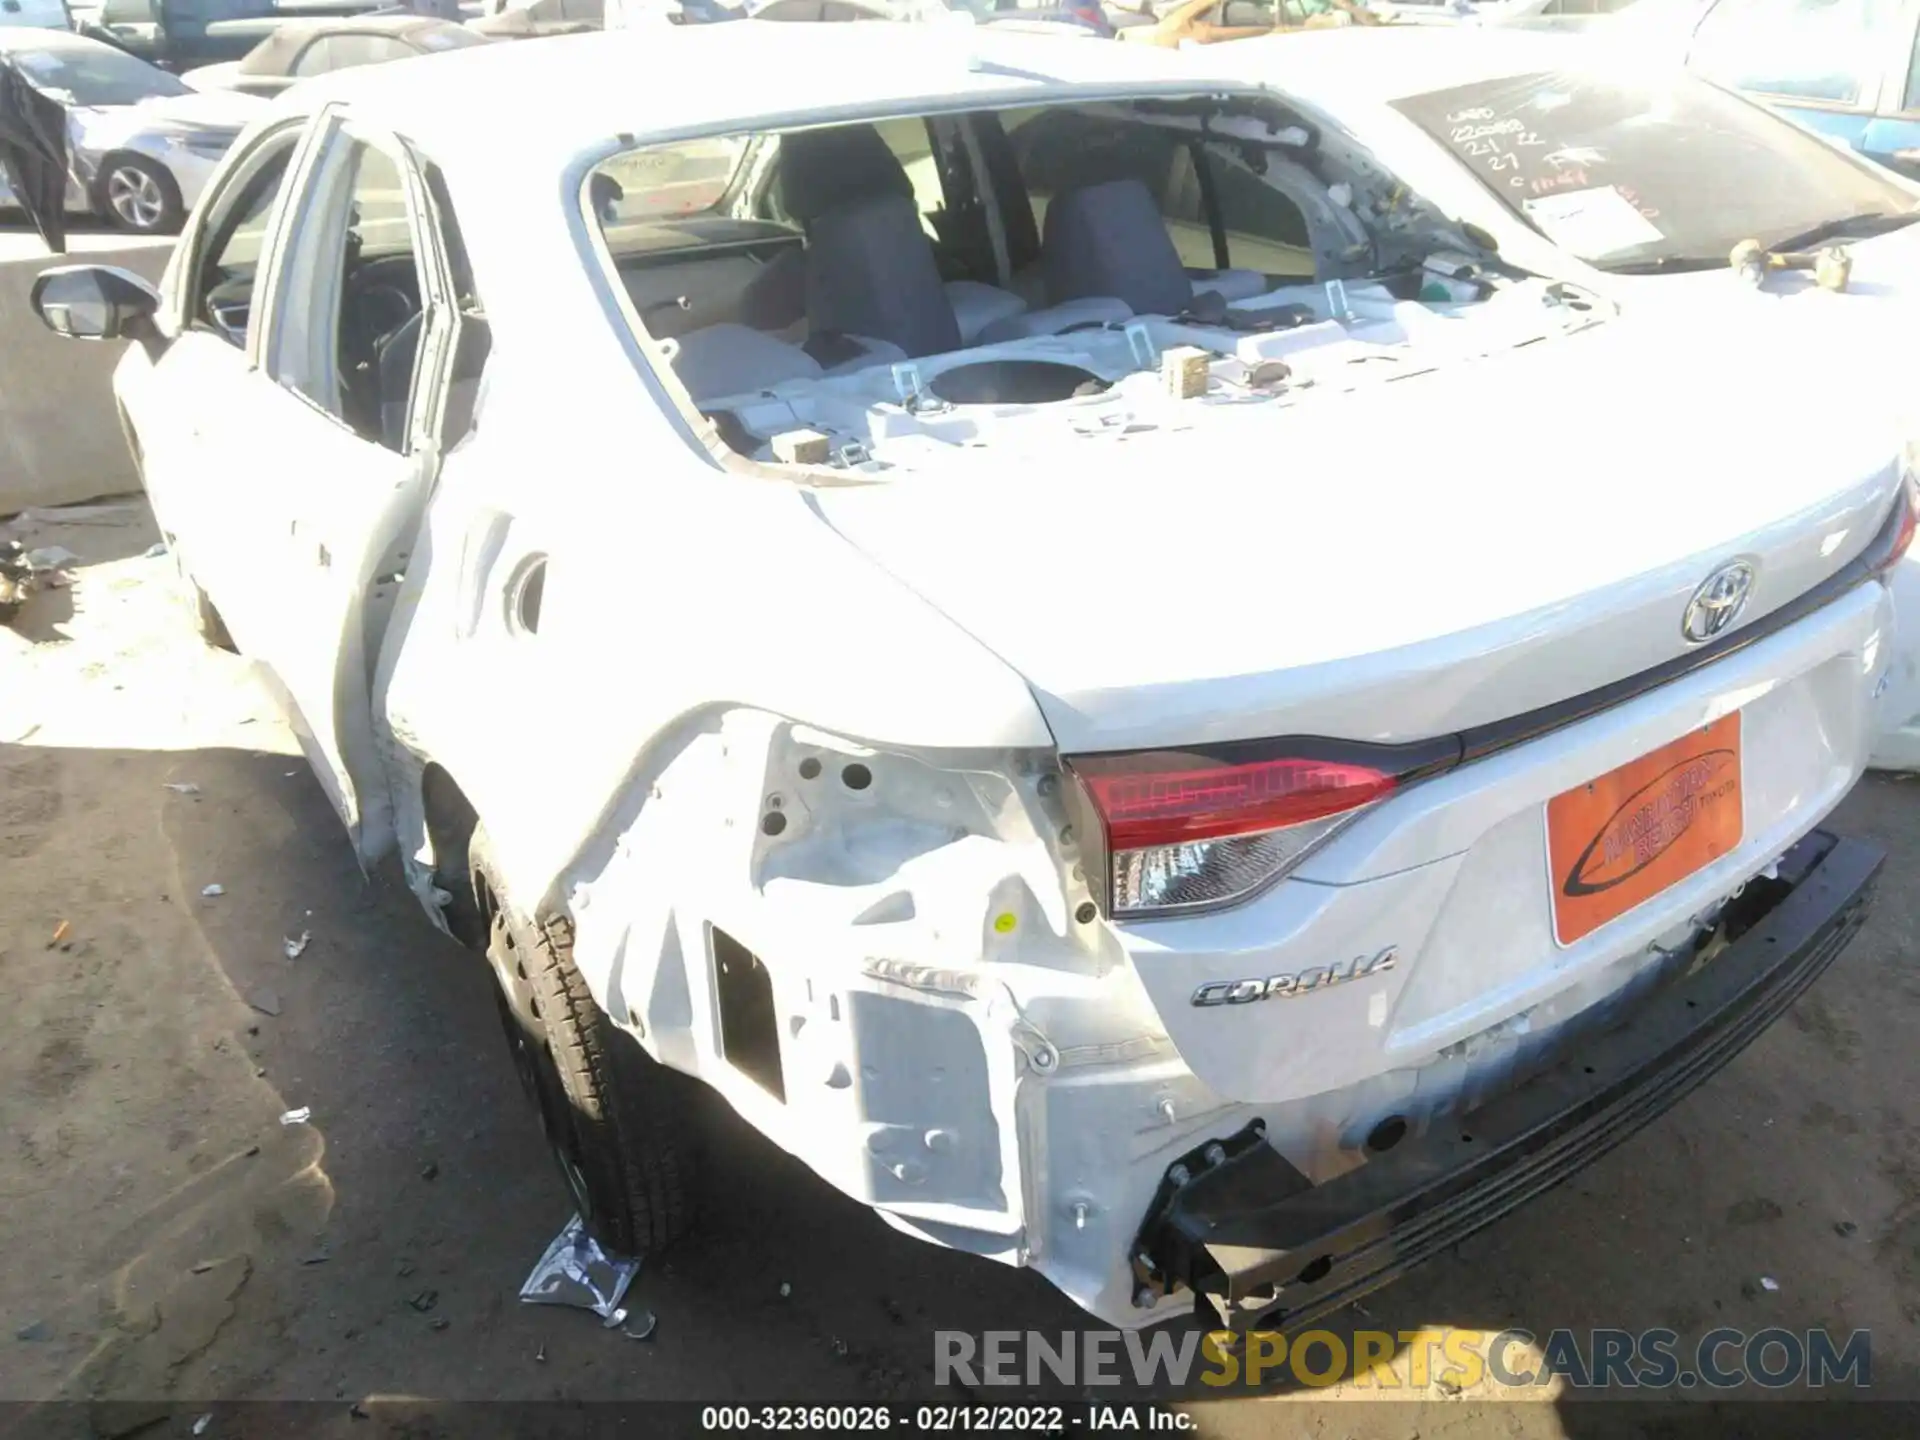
left=284, top=930, right=311, bottom=959
left=0, top=498, right=300, bottom=754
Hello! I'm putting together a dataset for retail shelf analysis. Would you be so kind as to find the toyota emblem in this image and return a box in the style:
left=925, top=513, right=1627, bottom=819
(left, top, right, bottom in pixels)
left=1682, top=561, right=1755, bottom=645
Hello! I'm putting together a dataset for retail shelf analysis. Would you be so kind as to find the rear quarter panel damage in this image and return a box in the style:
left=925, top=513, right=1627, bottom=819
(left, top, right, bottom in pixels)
left=369, top=383, right=1058, bottom=990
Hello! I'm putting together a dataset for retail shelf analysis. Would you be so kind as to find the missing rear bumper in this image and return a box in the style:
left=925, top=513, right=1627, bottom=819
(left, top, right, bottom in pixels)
left=1131, top=828, right=1883, bottom=1332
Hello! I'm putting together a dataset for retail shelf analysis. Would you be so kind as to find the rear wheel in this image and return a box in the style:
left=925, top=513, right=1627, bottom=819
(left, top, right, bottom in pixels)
left=474, top=831, right=695, bottom=1254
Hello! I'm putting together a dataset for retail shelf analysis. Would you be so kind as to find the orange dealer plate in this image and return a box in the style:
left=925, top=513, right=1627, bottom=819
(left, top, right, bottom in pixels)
left=1545, top=713, right=1744, bottom=947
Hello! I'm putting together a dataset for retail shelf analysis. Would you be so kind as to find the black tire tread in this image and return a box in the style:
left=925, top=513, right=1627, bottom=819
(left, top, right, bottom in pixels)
left=472, top=825, right=694, bottom=1255
left=522, top=909, right=692, bottom=1253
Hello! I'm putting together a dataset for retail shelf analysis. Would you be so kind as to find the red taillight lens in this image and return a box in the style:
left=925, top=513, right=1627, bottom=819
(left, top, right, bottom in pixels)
left=1871, top=476, right=1918, bottom=579
left=1081, top=758, right=1396, bottom=850
left=1068, top=743, right=1451, bottom=918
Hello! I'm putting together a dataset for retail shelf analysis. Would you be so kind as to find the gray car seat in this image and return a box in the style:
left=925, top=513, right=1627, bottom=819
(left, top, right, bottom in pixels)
left=377, top=312, right=424, bottom=452
left=1043, top=177, right=1205, bottom=317
left=778, top=124, right=964, bottom=360
left=980, top=111, right=1268, bottom=307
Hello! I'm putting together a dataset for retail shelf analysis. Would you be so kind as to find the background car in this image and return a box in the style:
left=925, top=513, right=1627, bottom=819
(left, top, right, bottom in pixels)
left=947, top=0, right=1116, bottom=36
left=1610, top=0, right=1920, bottom=181
left=466, top=0, right=604, bottom=36
left=0, top=26, right=259, bottom=232
left=1361, top=0, right=1641, bottom=29
left=736, top=0, right=895, bottom=18
left=77, top=0, right=392, bottom=72
left=603, top=0, right=747, bottom=23
left=182, top=15, right=484, bottom=96
left=1115, top=0, right=1375, bottom=47
left=0, top=0, right=74, bottom=30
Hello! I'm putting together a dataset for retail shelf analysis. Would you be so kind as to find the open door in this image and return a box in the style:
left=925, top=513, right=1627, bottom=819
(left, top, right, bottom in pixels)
left=0, top=55, right=68, bottom=252
left=218, top=112, right=461, bottom=861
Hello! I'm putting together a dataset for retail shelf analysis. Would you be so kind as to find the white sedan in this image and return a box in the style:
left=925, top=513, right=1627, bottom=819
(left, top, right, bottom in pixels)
left=1209, top=25, right=1920, bottom=768
left=27, top=24, right=1907, bottom=1330
left=0, top=27, right=262, bottom=234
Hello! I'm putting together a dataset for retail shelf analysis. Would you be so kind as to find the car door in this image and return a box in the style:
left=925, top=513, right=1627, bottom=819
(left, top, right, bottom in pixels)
left=117, top=117, right=313, bottom=626
left=1686, top=0, right=1899, bottom=153
left=238, top=109, right=458, bottom=859
left=1859, top=4, right=1920, bottom=176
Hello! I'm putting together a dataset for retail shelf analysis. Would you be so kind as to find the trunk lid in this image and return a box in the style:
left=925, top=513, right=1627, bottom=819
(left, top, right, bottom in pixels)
left=812, top=311, right=1905, bottom=755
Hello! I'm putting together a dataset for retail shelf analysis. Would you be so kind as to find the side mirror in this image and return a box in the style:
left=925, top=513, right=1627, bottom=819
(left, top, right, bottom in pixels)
left=29, top=265, right=162, bottom=343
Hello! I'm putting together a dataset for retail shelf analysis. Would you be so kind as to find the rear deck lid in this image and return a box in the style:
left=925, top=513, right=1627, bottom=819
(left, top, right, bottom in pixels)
left=813, top=310, right=1905, bottom=754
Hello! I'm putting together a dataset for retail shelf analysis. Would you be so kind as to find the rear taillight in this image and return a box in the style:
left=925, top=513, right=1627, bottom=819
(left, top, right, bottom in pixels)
left=1869, top=472, right=1918, bottom=579
left=1067, top=740, right=1456, bottom=918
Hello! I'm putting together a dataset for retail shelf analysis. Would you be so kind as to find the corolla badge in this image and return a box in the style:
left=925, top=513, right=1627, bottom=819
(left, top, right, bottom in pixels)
left=1681, top=561, right=1755, bottom=645
left=1191, top=947, right=1398, bottom=1007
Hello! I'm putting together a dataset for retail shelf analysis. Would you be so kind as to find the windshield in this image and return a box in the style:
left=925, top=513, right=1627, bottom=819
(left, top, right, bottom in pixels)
left=1390, top=67, right=1917, bottom=269
left=10, top=43, right=189, bottom=105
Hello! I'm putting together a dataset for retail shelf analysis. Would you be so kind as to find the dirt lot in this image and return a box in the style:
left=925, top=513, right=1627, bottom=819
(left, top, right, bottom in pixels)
left=4, top=500, right=1920, bottom=1437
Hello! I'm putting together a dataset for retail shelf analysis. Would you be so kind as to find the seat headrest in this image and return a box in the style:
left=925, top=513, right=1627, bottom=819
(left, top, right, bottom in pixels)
left=777, top=123, right=914, bottom=224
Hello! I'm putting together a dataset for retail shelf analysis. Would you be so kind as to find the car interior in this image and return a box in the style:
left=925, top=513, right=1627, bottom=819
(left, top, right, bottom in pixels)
left=192, top=127, right=488, bottom=458
left=592, top=96, right=1601, bottom=472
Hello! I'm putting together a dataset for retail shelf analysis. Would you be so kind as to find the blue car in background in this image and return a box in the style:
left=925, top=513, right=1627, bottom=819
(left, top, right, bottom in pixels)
left=1654, top=0, right=1920, bottom=180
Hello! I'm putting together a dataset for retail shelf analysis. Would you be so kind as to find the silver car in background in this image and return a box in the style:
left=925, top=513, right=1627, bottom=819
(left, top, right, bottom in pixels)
left=181, top=15, right=486, bottom=99
left=0, top=27, right=261, bottom=233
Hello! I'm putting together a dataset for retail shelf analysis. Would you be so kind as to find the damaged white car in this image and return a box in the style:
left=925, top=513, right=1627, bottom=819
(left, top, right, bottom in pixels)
left=29, top=23, right=1912, bottom=1331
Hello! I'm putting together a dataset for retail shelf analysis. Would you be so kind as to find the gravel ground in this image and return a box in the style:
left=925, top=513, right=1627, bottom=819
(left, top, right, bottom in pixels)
left=4, top=500, right=1918, bottom=1438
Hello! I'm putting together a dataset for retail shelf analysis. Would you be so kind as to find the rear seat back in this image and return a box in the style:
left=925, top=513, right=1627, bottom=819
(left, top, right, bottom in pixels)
left=1042, top=177, right=1195, bottom=317
left=805, top=192, right=964, bottom=360
left=773, top=125, right=956, bottom=358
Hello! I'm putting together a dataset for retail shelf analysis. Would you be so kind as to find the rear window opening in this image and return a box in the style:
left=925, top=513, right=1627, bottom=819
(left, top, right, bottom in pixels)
left=585, top=94, right=1594, bottom=474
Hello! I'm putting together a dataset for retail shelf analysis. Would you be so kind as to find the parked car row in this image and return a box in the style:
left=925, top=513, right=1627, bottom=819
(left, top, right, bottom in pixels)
left=0, top=10, right=489, bottom=232
left=9, top=0, right=1920, bottom=243
left=179, top=13, right=482, bottom=96
left=0, top=26, right=259, bottom=233
left=19, top=14, right=1920, bottom=1338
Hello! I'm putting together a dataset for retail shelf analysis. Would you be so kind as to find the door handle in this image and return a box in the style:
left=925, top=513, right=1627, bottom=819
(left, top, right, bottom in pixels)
left=1889, top=149, right=1920, bottom=165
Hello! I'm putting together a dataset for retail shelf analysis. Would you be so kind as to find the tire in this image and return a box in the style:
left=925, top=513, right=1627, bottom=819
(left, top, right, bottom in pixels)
left=473, top=829, right=695, bottom=1255
left=93, top=154, right=184, bottom=236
